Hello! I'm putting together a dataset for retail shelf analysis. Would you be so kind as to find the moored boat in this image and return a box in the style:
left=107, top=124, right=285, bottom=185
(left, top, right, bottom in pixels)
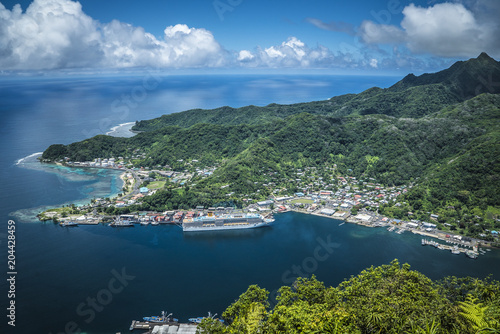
left=143, top=311, right=178, bottom=323
left=182, top=212, right=274, bottom=232
left=60, top=221, right=78, bottom=227
left=466, top=250, right=478, bottom=259
left=108, top=219, right=134, bottom=227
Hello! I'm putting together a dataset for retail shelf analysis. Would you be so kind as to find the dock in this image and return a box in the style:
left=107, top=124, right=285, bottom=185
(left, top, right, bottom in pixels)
left=421, top=239, right=479, bottom=258
left=130, top=320, right=198, bottom=333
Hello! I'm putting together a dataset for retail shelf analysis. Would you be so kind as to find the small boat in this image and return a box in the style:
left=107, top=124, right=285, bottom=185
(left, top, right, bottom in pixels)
left=140, top=221, right=150, bottom=226
left=466, top=250, right=478, bottom=259
left=188, top=317, right=204, bottom=324
left=451, top=246, right=460, bottom=255
left=143, top=311, right=177, bottom=323
left=60, top=221, right=78, bottom=227
left=108, top=219, right=134, bottom=227
left=151, top=221, right=159, bottom=226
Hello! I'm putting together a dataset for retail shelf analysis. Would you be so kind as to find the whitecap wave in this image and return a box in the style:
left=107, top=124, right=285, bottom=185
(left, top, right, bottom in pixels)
left=16, top=152, right=43, bottom=165
left=106, top=122, right=136, bottom=137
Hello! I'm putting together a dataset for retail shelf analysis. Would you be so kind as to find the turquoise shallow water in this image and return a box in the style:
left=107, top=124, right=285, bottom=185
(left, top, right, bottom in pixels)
left=0, top=74, right=499, bottom=334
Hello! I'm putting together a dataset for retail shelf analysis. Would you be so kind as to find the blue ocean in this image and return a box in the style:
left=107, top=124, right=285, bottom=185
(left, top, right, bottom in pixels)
left=1, top=74, right=499, bottom=334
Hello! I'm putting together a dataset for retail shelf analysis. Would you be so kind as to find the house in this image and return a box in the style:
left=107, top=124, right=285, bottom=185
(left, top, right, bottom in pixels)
left=422, top=222, right=437, bottom=229
left=275, top=196, right=293, bottom=202
left=333, top=211, right=348, bottom=218
left=320, top=208, right=335, bottom=216
left=355, top=214, right=371, bottom=222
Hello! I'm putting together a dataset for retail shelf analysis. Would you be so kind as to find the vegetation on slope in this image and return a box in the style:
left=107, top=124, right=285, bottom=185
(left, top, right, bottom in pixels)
left=41, top=54, right=500, bottom=238
left=196, top=260, right=500, bottom=334
left=132, top=53, right=500, bottom=131
left=380, top=94, right=500, bottom=240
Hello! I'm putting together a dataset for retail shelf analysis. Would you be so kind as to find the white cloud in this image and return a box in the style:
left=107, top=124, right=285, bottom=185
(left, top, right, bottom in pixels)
left=237, top=50, right=254, bottom=62
left=234, top=37, right=373, bottom=69
left=0, top=0, right=225, bottom=69
left=358, top=2, right=500, bottom=57
left=305, top=17, right=356, bottom=36
left=2, top=0, right=490, bottom=72
left=401, top=3, right=486, bottom=57
left=162, top=24, right=225, bottom=67
left=0, top=0, right=102, bottom=69
left=240, top=37, right=337, bottom=68
left=359, top=21, right=405, bottom=45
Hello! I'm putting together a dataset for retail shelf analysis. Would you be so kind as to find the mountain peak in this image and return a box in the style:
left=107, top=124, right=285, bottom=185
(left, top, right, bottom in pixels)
left=389, top=53, right=500, bottom=99
left=477, top=52, right=494, bottom=62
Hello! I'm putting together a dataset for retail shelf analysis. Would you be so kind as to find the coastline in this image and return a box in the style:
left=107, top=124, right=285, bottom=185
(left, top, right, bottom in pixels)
left=36, top=162, right=494, bottom=251
left=31, top=158, right=495, bottom=252
left=106, top=122, right=136, bottom=137
left=53, top=161, right=128, bottom=199
left=284, top=208, right=494, bottom=251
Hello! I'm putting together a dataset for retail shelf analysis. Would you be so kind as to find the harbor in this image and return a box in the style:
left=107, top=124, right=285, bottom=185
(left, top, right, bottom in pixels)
left=421, top=238, right=479, bottom=258
left=127, top=311, right=224, bottom=333
left=129, top=320, right=198, bottom=333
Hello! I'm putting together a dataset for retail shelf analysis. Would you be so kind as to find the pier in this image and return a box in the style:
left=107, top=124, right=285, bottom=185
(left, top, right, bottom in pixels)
left=421, top=239, right=479, bottom=258
left=129, top=320, right=198, bottom=333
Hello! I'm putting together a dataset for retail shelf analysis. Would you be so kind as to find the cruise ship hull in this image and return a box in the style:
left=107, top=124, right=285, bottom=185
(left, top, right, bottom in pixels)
left=182, top=215, right=274, bottom=232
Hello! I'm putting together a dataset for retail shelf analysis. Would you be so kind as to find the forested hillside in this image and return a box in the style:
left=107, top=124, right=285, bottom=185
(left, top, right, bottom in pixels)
left=197, top=260, right=500, bottom=334
left=41, top=54, right=500, bottom=238
left=132, top=52, right=500, bottom=131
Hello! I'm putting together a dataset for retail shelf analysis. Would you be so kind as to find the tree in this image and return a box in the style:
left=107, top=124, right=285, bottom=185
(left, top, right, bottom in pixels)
left=197, top=318, right=227, bottom=334
left=337, top=260, right=456, bottom=333
left=222, top=285, right=269, bottom=333
left=458, top=295, right=500, bottom=333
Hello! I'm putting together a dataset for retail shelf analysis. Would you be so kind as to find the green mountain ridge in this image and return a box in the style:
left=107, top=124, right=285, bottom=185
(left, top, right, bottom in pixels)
left=389, top=52, right=500, bottom=96
left=41, top=54, right=500, bottom=239
left=132, top=53, right=500, bottom=131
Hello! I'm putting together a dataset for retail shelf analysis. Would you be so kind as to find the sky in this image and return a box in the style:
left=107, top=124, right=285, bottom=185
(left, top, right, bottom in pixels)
left=0, top=0, right=499, bottom=74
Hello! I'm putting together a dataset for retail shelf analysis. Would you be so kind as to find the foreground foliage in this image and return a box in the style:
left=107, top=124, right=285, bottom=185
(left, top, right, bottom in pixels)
left=197, top=260, right=500, bottom=334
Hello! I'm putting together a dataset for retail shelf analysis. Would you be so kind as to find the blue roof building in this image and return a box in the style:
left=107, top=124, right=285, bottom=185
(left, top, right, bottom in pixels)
left=140, top=187, right=149, bottom=194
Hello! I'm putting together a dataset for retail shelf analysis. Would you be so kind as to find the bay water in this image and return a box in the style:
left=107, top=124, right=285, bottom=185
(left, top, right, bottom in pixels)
left=1, top=74, right=499, bottom=334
